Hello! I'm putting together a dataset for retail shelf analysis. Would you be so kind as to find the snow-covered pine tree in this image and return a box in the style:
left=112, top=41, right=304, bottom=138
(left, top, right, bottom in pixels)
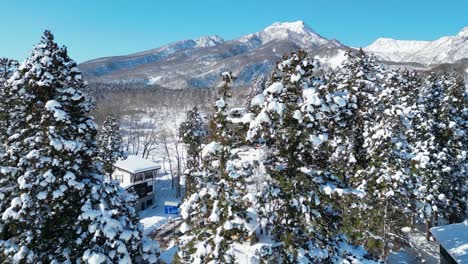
left=356, top=68, right=419, bottom=256
left=177, top=72, right=252, bottom=264
left=179, top=107, right=206, bottom=198
left=246, top=74, right=266, bottom=109
left=304, top=50, right=383, bottom=252
left=411, top=72, right=467, bottom=233
left=97, top=113, right=127, bottom=178
left=0, top=58, right=19, bottom=245
left=0, top=58, right=18, bottom=80
left=247, top=50, right=379, bottom=263
left=0, top=58, right=19, bottom=144
left=0, top=31, right=157, bottom=263
left=437, top=73, right=467, bottom=224
left=397, top=70, right=424, bottom=225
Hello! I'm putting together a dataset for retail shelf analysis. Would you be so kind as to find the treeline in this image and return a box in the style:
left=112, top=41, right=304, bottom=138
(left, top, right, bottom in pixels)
left=87, top=82, right=250, bottom=125
left=176, top=50, right=467, bottom=263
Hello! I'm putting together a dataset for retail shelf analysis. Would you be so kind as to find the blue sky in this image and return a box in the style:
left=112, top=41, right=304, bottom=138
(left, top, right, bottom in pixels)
left=1, top=0, right=467, bottom=63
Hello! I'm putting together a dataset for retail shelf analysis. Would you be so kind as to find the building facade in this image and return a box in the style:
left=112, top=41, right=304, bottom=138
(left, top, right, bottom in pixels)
left=112, top=155, right=161, bottom=211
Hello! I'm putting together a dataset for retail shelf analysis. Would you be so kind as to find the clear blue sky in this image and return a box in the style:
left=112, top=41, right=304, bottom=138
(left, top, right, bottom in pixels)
left=1, top=0, right=467, bottom=63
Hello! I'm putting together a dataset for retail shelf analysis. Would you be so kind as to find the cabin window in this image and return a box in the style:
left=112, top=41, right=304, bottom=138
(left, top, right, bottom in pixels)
left=146, top=199, right=153, bottom=207
left=131, top=183, right=148, bottom=198
left=144, top=171, right=153, bottom=180
left=146, top=184, right=153, bottom=194
left=114, top=174, right=124, bottom=183
left=134, top=173, right=144, bottom=182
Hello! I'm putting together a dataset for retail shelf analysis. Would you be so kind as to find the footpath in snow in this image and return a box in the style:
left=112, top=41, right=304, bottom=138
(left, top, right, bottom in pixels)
left=139, top=173, right=182, bottom=262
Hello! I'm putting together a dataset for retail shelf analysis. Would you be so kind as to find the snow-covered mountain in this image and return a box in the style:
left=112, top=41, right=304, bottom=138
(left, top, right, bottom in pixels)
left=79, top=21, right=468, bottom=89
left=239, top=21, right=331, bottom=48
left=365, top=27, right=468, bottom=65
left=79, top=21, right=347, bottom=89
left=82, top=35, right=225, bottom=77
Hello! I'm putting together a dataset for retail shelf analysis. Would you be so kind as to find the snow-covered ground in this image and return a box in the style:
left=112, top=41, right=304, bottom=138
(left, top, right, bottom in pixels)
left=138, top=173, right=182, bottom=263
left=139, top=173, right=181, bottom=236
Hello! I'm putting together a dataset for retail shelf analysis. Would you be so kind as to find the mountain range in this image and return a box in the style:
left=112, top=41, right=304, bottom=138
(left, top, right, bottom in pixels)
left=79, top=21, right=468, bottom=89
left=364, top=27, right=468, bottom=65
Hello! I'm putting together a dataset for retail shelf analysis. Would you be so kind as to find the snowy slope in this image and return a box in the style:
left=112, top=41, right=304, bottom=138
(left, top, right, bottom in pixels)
left=79, top=21, right=348, bottom=89
left=239, top=21, right=332, bottom=48
left=365, top=27, right=468, bottom=64
left=82, top=35, right=224, bottom=77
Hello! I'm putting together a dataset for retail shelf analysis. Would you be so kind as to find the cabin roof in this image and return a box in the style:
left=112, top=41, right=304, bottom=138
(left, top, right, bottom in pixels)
left=114, top=155, right=161, bottom=174
left=164, top=201, right=179, bottom=207
left=431, top=220, right=468, bottom=263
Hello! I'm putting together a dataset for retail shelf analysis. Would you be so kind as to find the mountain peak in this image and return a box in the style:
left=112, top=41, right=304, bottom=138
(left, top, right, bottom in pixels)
left=195, top=35, right=224, bottom=48
left=249, top=20, right=329, bottom=47
left=457, top=26, right=468, bottom=37
left=264, top=20, right=315, bottom=34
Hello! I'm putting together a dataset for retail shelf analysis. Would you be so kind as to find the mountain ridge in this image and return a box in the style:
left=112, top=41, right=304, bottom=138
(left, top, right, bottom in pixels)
left=79, top=21, right=467, bottom=89
left=364, top=27, right=468, bottom=64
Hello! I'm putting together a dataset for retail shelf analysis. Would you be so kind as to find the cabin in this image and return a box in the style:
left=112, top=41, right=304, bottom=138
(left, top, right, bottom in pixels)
left=430, top=220, right=468, bottom=264
left=112, top=155, right=161, bottom=211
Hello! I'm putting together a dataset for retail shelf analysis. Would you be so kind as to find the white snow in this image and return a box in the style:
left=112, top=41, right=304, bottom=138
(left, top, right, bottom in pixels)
left=332, top=95, right=347, bottom=107
left=250, top=94, right=265, bottom=107
left=139, top=173, right=182, bottom=236
left=314, top=49, right=347, bottom=69
left=303, top=89, right=322, bottom=106
left=86, top=252, right=106, bottom=264
left=202, top=142, right=222, bottom=157
left=240, top=20, right=330, bottom=48
left=147, top=76, right=162, bottom=85
left=310, top=133, right=328, bottom=146
left=45, top=100, right=68, bottom=121
left=431, top=220, right=468, bottom=263
left=215, top=99, right=225, bottom=108
left=364, top=27, right=468, bottom=64
left=113, top=155, right=161, bottom=174
left=264, top=82, right=283, bottom=94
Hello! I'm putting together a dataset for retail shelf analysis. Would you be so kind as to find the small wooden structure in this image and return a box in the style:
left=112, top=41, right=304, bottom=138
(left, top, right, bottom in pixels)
left=430, top=220, right=468, bottom=264
left=112, top=155, right=161, bottom=211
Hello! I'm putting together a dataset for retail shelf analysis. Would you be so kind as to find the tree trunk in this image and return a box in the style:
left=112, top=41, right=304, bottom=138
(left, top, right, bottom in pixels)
left=382, top=202, right=388, bottom=257
left=425, top=219, right=431, bottom=241
left=163, top=140, right=174, bottom=189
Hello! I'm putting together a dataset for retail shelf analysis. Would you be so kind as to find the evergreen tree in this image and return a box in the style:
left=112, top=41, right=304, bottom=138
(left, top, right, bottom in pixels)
left=247, top=50, right=378, bottom=263
left=177, top=72, right=252, bottom=264
left=0, top=58, right=19, bottom=144
left=179, top=107, right=206, bottom=197
left=246, top=74, right=266, bottom=109
left=97, top=113, right=127, bottom=178
left=410, top=72, right=467, bottom=235
left=0, top=58, right=19, bottom=249
left=0, top=31, right=157, bottom=263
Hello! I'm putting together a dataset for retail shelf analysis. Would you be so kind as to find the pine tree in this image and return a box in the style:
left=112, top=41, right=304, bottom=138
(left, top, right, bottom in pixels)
left=0, top=58, right=18, bottom=80
left=0, top=58, right=19, bottom=145
left=247, top=50, right=379, bottom=263
left=179, top=107, right=206, bottom=197
left=0, top=31, right=157, bottom=263
left=97, top=113, right=127, bottom=178
left=0, top=58, right=19, bottom=248
left=410, top=72, right=467, bottom=235
left=246, top=74, right=266, bottom=109
left=437, top=73, right=467, bottom=224
left=177, top=72, right=252, bottom=264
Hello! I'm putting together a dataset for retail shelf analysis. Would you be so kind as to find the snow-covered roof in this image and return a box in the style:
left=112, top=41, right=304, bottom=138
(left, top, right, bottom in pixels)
left=431, top=220, right=468, bottom=263
left=113, top=155, right=161, bottom=174
left=164, top=201, right=179, bottom=207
